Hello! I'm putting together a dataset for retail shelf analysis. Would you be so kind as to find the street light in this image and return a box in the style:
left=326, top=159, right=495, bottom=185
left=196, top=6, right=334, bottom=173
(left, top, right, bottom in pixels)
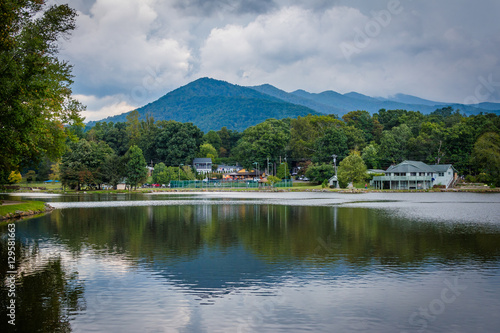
left=253, top=162, right=259, bottom=181
left=332, top=154, right=338, bottom=188
left=284, top=156, right=287, bottom=180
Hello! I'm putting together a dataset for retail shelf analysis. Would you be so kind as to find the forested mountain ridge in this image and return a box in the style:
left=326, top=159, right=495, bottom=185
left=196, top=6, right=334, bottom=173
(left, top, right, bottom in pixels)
left=89, top=77, right=500, bottom=132
left=91, top=78, right=319, bottom=132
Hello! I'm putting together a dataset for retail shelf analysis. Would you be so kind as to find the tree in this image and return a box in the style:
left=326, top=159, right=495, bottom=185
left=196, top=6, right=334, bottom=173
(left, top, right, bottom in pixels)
left=203, top=131, right=222, bottom=152
left=276, top=163, right=290, bottom=179
left=0, top=1, right=84, bottom=183
left=338, top=150, right=367, bottom=187
left=199, top=143, right=218, bottom=160
left=217, top=127, right=241, bottom=157
left=155, top=121, right=204, bottom=166
left=49, top=161, right=61, bottom=181
left=235, top=119, right=290, bottom=169
left=342, top=110, right=374, bottom=142
left=266, top=175, right=282, bottom=187
left=362, top=143, right=380, bottom=169
left=379, top=124, right=412, bottom=165
left=305, top=163, right=334, bottom=184
left=125, top=145, right=147, bottom=190
left=8, top=171, right=22, bottom=184
left=25, top=170, right=37, bottom=183
left=289, top=115, right=343, bottom=159
left=473, top=132, right=500, bottom=186
left=60, top=139, right=114, bottom=190
left=101, top=154, right=125, bottom=189
left=313, top=126, right=349, bottom=163
left=126, top=110, right=141, bottom=147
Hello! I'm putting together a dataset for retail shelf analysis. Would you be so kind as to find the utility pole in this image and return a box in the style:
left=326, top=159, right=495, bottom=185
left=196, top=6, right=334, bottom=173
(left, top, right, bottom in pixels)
left=332, top=154, right=339, bottom=188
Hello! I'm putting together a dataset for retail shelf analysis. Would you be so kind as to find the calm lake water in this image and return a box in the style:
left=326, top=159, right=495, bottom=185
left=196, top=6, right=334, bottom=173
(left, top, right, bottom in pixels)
left=1, top=192, right=500, bottom=332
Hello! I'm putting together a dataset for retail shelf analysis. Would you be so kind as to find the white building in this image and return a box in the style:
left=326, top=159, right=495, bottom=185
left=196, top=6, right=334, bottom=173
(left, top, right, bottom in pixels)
left=193, top=158, right=212, bottom=174
left=371, top=161, right=457, bottom=190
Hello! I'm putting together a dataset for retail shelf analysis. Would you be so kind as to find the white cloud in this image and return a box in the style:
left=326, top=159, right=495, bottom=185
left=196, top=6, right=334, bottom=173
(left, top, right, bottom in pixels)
left=62, top=0, right=192, bottom=101
left=74, top=94, right=137, bottom=122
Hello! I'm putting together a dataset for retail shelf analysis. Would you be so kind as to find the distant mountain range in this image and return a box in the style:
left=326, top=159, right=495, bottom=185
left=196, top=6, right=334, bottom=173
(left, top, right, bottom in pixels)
left=90, top=77, right=500, bottom=132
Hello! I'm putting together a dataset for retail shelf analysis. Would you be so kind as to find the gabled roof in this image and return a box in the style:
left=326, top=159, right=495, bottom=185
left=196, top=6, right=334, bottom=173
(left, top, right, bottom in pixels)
left=193, top=158, right=212, bottom=163
left=431, top=164, right=453, bottom=172
left=385, top=160, right=435, bottom=173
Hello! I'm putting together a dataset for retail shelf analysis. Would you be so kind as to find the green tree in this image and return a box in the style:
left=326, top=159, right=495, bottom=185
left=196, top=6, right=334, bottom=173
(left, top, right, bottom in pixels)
left=305, top=163, right=334, bottom=184
left=126, top=110, right=141, bottom=147
left=217, top=127, right=241, bottom=157
left=266, top=175, right=282, bottom=187
left=289, top=115, right=343, bottom=159
left=276, top=162, right=290, bottom=179
left=101, top=154, right=125, bottom=189
left=235, top=119, right=290, bottom=169
left=338, top=150, right=367, bottom=187
left=60, top=139, right=114, bottom=190
left=379, top=124, right=412, bottom=165
left=199, top=143, right=218, bottom=160
left=342, top=110, right=374, bottom=142
left=125, top=145, right=147, bottom=189
left=473, top=132, right=500, bottom=186
left=155, top=121, right=204, bottom=166
left=25, top=170, right=37, bottom=183
left=0, top=1, right=84, bottom=183
left=313, top=126, right=349, bottom=163
left=362, top=143, right=380, bottom=169
left=203, top=131, right=222, bottom=152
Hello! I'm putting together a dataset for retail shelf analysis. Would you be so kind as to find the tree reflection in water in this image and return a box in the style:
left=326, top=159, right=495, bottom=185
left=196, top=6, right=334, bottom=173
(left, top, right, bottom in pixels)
left=0, top=237, right=85, bottom=333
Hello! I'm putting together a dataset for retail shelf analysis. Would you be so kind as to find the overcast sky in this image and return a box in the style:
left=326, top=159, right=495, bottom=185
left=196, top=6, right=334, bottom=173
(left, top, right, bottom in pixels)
left=51, top=0, right=500, bottom=121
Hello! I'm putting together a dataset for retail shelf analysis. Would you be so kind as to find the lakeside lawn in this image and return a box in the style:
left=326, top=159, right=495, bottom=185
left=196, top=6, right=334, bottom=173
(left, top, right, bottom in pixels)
left=0, top=200, right=48, bottom=219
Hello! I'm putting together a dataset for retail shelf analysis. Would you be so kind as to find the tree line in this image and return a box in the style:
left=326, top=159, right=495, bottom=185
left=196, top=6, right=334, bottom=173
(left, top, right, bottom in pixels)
left=8, top=105, right=498, bottom=189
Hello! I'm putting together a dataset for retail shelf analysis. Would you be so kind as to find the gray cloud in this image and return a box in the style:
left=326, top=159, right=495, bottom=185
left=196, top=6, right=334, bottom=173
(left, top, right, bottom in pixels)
left=53, top=0, right=500, bottom=120
left=173, top=0, right=277, bottom=16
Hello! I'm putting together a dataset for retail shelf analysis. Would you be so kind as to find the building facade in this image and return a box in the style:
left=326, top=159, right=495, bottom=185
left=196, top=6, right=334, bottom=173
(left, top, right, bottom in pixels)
left=193, top=158, right=212, bottom=174
left=371, top=161, right=457, bottom=190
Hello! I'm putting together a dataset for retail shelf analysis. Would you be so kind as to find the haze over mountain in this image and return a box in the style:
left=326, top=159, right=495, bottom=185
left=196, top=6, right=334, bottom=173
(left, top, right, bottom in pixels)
left=91, top=77, right=500, bottom=132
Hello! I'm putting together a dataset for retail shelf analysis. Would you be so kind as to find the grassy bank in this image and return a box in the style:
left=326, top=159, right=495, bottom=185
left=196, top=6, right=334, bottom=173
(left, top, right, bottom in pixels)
left=0, top=200, right=50, bottom=220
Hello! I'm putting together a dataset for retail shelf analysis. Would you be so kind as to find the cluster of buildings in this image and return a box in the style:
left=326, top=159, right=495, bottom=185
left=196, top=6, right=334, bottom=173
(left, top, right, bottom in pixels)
left=192, top=158, right=262, bottom=181
left=190, top=158, right=458, bottom=189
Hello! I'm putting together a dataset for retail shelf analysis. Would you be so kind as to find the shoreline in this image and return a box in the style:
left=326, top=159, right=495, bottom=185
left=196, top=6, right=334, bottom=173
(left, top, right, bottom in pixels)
left=0, top=201, right=54, bottom=222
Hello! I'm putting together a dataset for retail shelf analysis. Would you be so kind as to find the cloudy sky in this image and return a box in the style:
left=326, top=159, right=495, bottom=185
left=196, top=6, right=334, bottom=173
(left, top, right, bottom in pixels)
left=51, top=0, right=500, bottom=121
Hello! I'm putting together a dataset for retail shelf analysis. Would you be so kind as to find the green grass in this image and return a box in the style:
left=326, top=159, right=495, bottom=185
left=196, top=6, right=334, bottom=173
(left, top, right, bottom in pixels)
left=0, top=200, right=47, bottom=217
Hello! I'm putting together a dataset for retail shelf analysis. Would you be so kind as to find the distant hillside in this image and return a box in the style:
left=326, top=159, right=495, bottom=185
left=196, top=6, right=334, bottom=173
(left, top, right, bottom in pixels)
left=249, top=84, right=344, bottom=115
left=289, top=90, right=500, bottom=116
left=89, top=78, right=500, bottom=132
left=93, top=78, right=319, bottom=132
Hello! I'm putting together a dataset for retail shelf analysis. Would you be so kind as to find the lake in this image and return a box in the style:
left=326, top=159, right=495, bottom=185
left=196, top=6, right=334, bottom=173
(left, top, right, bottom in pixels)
left=1, top=192, right=500, bottom=332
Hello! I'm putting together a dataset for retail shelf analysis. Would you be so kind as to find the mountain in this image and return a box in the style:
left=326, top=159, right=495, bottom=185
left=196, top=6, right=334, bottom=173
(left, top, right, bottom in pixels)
left=90, top=78, right=500, bottom=132
left=93, top=78, right=319, bottom=132
left=384, top=93, right=444, bottom=106
left=249, top=84, right=344, bottom=115
left=289, top=90, right=500, bottom=116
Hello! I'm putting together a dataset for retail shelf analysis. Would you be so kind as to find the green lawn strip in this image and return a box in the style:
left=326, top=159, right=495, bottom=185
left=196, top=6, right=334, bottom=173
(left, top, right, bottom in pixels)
left=0, top=201, right=48, bottom=218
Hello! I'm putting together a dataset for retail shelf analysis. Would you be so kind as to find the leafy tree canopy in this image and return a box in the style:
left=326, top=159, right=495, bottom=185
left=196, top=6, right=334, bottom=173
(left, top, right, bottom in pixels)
left=0, top=1, right=84, bottom=182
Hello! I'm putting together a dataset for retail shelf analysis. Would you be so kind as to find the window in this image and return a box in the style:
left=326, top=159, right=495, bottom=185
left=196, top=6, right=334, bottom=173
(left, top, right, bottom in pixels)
left=410, top=172, right=417, bottom=176
left=439, top=172, right=444, bottom=177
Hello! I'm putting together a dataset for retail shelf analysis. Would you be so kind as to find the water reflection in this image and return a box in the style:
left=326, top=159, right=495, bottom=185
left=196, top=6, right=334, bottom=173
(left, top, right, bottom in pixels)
left=1, top=200, right=500, bottom=332
left=0, top=238, right=85, bottom=333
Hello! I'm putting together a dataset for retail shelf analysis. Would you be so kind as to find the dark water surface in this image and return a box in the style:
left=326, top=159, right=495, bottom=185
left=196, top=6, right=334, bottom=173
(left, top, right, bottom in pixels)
left=1, top=192, right=500, bottom=332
